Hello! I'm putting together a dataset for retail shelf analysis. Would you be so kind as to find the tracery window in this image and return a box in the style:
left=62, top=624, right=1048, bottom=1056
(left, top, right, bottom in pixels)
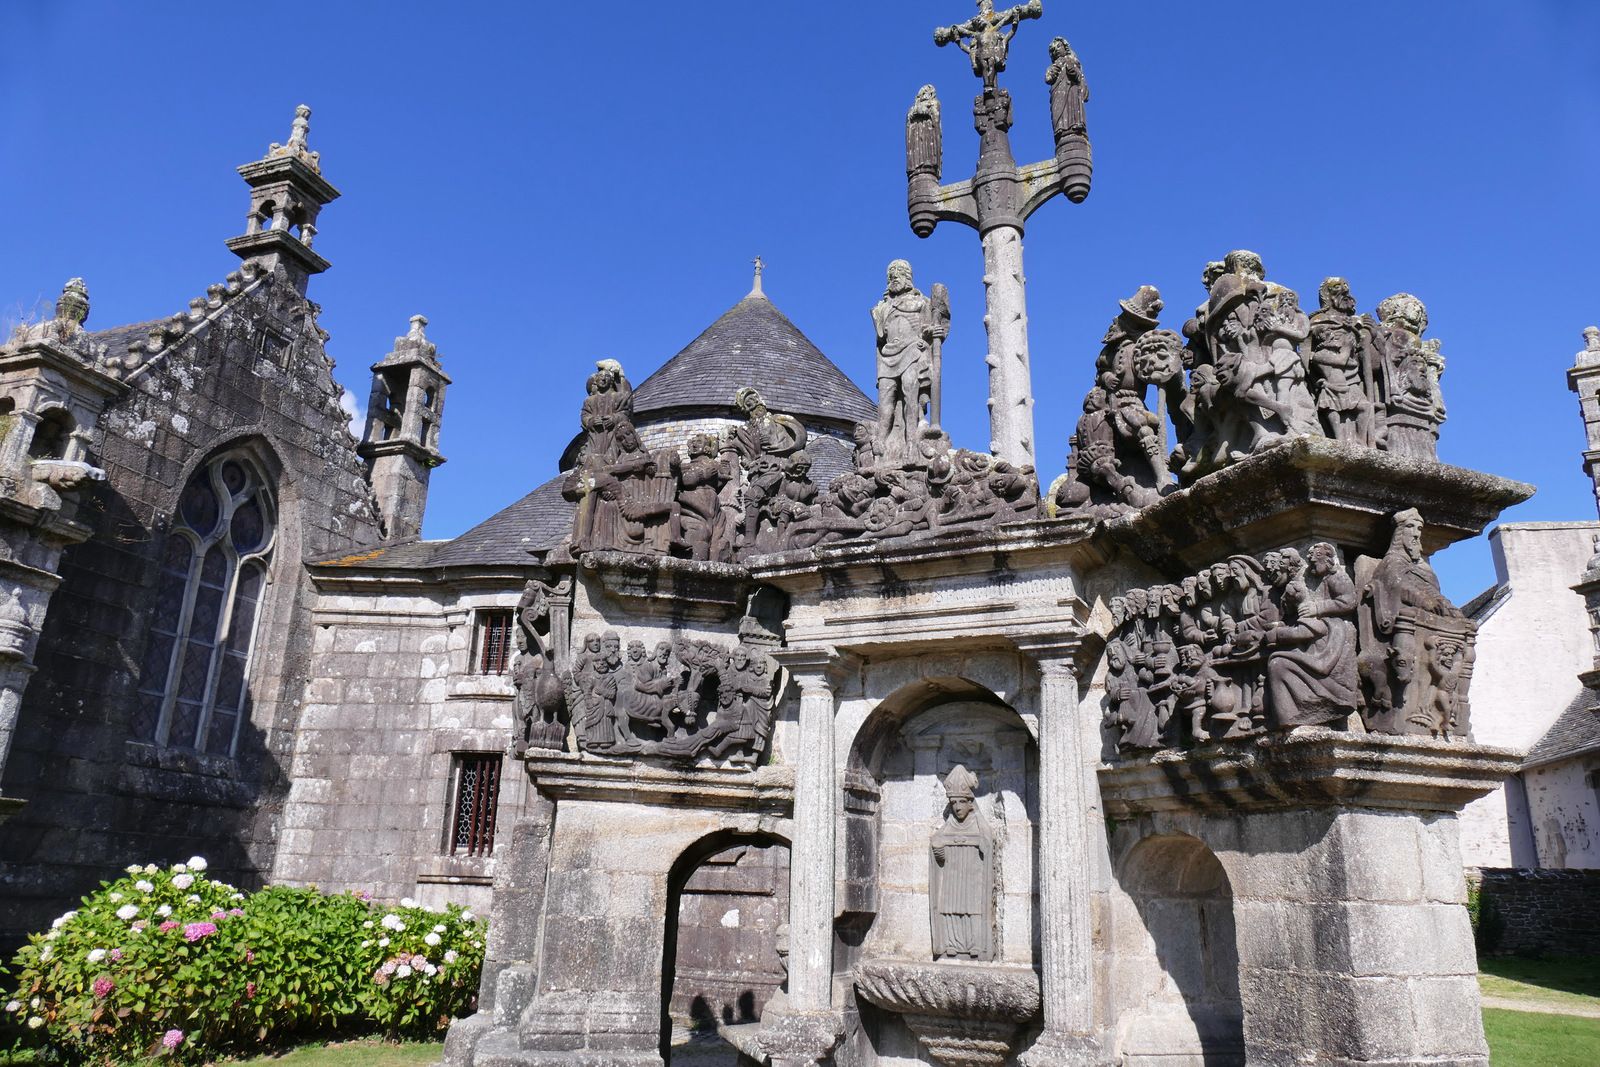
left=133, top=452, right=276, bottom=757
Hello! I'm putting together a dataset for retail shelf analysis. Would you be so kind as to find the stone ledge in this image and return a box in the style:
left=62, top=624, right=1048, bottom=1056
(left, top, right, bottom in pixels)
left=1101, top=436, right=1534, bottom=573
left=1097, top=729, right=1521, bottom=817
left=523, top=751, right=793, bottom=813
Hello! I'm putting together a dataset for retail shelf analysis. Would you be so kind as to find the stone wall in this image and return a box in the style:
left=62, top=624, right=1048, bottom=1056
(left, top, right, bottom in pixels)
left=1523, top=757, right=1600, bottom=870
left=1474, top=867, right=1600, bottom=956
left=0, top=272, right=381, bottom=948
left=272, top=583, right=528, bottom=910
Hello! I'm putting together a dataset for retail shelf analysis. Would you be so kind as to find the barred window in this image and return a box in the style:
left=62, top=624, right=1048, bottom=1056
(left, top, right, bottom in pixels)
left=134, top=452, right=275, bottom=757
left=449, top=754, right=502, bottom=857
left=477, top=609, right=514, bottom=675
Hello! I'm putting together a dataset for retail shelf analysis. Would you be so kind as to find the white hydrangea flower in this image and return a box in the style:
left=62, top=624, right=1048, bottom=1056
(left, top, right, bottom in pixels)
left=380, top=913, right=405, bottom=932
left=108, top=892, right=124, bottom=903
left=27, top=1017, right=43, bottom=1030
left=116, top=905, right=139, bottom=921
left=395, top=964, right=412, bottom=978
left=360, top=940, right=372, bottom=948
left=433, top=924, right=446, bottom=933
left=29, top=998, right=40, bottom=1010
left=37, top=946, right=51, bottom=962
left=377, top=937, right=390, bottom=948
left=125, top=864, right=142, bottom=875
left=186, top=856, right=208, bottom=872
left=424, top=933, right=441, bottom=947
left=443, top=950, right=459, bottom=964
left=143, top=864, right=158, bottom=875
left=172, top=863, right=187, bottom=874
left=185, top=894, right=201, bottom=903
left=6, top=999, right=21, bottom=1013
left=460, top=910, right=475, bottom=922
left=156, top=904, right=172, bottom=917
left=87, top=949, right=107, bottom=963
left=399, top=897, right=416, bottom=909
left=171, top=873, right=194, bottom=890
left=362, top=920, right=373, bottom=929
left=135, top=880, right=154, bottom=893
left=231, top=893, right=244, bottom=901
left=44, top=930, right=59, bottom=941
left=50, top=911, right=76, bottom=930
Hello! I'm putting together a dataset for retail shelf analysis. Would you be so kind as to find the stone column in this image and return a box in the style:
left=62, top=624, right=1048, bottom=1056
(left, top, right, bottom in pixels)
left=981, top=225, right=1037, bottom=473
left=1016, top=638, right=1107, bottom=1067
left=759, top=648, right=850, bottom=1066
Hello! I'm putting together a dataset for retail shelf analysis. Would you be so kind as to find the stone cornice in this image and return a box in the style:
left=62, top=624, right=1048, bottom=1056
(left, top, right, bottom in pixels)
left=1097, top=728, right=1522, bottom=817
left=521, top=751, right=794, bottom=813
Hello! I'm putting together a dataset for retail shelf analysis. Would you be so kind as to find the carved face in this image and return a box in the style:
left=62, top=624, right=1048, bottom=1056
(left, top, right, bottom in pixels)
left=1202, top=262, right=1227, bottom=291
left=1397, top=519, right=1424, bottom=560
left=1145, top=588, right=1163, bottom=616
left=1228, top=559, right=1252, bottom=589
left=1261, top=552, right=1283, bottom=583
left=1179, top=644, right=1203, bottom=669
left=616, top=423, right=640, bottom=452
left=1106, top=641, right=1127, bottom=670
left=1278, top=549, right=1305, bottom=582
left=1124, top=589, right=1148, bottom=615
left=654, top=642, right=673, bottom=665
left=886, top=260, right=914, bottom=295
left=1309, top=542, right=1337, bottom=576
left=627, top=641, right=646, bottom=663
left=583, top=634, right=601, bottom=655
left=1436, top=641, right=1462, bottom=669
left=601, top=633, right=620, bottom=664
left=1195, top=570, right=1213, bottom=598
left=1210, top=563, right=1230, bottom=591
left=949, top=795, right=975, bottom=820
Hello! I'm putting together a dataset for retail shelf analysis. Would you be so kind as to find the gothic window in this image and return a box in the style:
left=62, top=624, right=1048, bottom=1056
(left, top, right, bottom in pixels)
left=477, top=609, right=514, bottom=675
left=133, top=452, right=276, bottom=757
left=448, top=753, right=502, bottom=857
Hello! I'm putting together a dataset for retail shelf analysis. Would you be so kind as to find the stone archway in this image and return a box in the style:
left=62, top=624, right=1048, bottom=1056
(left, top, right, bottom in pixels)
left=1110, top=833, right=1244, bottom=1066
left=660, top=831, right=791, bottom=1064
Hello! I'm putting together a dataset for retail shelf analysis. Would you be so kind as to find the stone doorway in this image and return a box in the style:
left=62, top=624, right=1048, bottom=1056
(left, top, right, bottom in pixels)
left=660, top=833, right=791, bottom=1065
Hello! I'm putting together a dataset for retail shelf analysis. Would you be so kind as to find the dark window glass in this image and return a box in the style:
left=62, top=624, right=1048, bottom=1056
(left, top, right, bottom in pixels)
left=478, top=610, right=514, bottom=675
left=450, top=754, right=502, bottom=857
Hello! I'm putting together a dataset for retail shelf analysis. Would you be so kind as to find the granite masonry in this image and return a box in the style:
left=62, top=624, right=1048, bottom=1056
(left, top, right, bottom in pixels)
left=0, top=5, right=1572, bottom=1067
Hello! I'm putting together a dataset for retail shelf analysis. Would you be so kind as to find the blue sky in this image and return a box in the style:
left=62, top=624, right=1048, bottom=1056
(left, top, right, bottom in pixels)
left=4, top=2, right=1598, bottom=600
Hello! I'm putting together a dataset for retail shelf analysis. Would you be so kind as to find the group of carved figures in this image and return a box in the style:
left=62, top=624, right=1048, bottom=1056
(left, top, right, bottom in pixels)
left=510, top=578, right=780, bottom=766
left=1053, top=252, right=1450, bottom=518
left=1102, top=509, right=1476, bottom=754
left=561, top=260, right=1048, bottom=562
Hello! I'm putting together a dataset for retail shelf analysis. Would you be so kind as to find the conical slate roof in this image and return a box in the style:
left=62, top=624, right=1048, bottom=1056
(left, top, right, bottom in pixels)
left=630, top=291, right=875, bottom=428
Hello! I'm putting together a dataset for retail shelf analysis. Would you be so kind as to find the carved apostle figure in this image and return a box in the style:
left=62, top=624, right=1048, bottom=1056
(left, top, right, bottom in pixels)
left=929, top=764, right=997, bottom=961
left=1307, top=278, right=1379, bottom=446
left=733, top=387, right=809, bottom=549
left=1046, top=36, right=1088, bottom=137
left=906, top=84, right=943, bottom=180
left=677, top=432, right=732, bottom=561
left=1263, top=543, right=1360, bottom=730
left=871, top=260, right=944, bottom=466
left=1375, top=293, right=1446, bottom=460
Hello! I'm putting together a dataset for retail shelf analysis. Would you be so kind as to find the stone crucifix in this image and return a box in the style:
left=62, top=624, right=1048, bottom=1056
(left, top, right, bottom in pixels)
left=908, top=0, right=1092, bottom=475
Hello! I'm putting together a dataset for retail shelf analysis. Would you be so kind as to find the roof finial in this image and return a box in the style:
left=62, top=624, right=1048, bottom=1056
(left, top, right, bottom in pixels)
left=266, top=104, right=322, bottom=173
left=750, top=255, right=765, bottom=298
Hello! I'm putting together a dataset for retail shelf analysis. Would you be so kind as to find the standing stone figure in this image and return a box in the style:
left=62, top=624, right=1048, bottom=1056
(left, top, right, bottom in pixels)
left=1357, top=508, right=1476, bottom=736
left=871, top=260, right=944, bottom=466
left=1375, top=293, right=1447, bottom=461
left=732, top=387, right=809, bottom=550
left=512, top=577, right=571, bottom=753
left=929, top=764, right=997, bottom=961
left=906, top=84, right=943, bottom=181
left=578, top=359, right=634, bottom=464
left=1044, top=35, right=1092, bottom=203
left=1306, top=278, right=1379, bottom=447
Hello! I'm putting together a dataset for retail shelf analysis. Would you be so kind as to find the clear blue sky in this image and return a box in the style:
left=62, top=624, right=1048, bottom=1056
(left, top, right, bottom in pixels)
left=4, top=2, right=1598, bottom=600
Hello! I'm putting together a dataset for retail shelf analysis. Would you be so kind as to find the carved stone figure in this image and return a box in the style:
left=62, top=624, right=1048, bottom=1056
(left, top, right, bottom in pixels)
left=579, top=359, right=634, bottom=465
left=677, top=432, right=733, bottom=562
left=907, top=84, right=943, bottom=182
left=1306, top=278, right=1379, bottom=446
left=1357, top=509, right=1475, bottom=737
left=929, top=764, right=997, bottom=961
left=1045, top=35, right=1092, bottom=203
left=933, top=0, right=1043, bottom=90
left=733, top=387, right=811, bottom=552
left=1375, top=293, right=1446, bottom=461
left=871, top=260, right=943, bottom=466
left=512, top=577, right=572, bottom=754
left=1263, top=542, right=1360, bottom=730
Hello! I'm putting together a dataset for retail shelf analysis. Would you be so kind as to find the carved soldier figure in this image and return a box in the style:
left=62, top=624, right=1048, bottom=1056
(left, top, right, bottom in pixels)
left=1306, top=278, right=1379, bottom=446
left=929, top=764, right=997, bottom=961
left=871, top=260, right=943, bottom=466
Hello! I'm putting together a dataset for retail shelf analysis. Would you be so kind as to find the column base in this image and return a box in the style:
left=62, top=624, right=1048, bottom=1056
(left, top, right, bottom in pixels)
left=1017, top=1031, right=1110, bottom=1067
left=756, top=1008, right=845, bottom=1066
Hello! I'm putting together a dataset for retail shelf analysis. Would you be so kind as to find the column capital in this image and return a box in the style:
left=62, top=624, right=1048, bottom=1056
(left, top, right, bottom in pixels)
left=1014, top=634, right=1101, bottom=678
left=771, top=646, right=857, bottom=692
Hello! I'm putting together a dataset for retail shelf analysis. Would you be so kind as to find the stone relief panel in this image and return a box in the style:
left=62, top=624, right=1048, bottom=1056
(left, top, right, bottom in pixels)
left=1102, top=509, right=1475, bottom=755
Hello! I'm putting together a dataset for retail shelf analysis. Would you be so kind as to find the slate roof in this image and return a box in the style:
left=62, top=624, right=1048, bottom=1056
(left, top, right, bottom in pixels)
left=1523, top=691, right=1600, bottom=769
left=631, top=291, right=874, bottom=428
left=429, top=475, right=574, bottom=567
left=88, top=319, right=163, bottom=364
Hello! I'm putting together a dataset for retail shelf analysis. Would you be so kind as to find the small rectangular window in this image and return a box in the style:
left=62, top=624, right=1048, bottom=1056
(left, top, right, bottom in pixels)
left=477, top=609, right=514, bottom=675
left=449, top=753, right=502, bottom=857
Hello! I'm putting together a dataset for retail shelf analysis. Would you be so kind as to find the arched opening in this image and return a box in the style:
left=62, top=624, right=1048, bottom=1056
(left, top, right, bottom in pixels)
left=1111, top=833, right=1244, bottom=1066
left=257, top=201, right=277, bottom=231
left=28, top=408, right=75, bottom=461
left=659, top=830, right=790, bottom=1065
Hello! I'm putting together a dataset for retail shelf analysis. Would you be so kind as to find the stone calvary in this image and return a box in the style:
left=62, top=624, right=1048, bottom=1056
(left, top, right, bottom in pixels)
left=0, top=3, right=1539, bottom=1067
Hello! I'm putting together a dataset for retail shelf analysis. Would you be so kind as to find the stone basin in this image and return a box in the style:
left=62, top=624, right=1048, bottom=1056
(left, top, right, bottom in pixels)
left=853, top=958, right=1042, bottom=1067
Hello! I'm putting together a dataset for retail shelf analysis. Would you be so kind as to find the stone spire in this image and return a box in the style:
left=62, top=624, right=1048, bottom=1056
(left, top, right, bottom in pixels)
left=223, top=104, right=341, bottom=295
left=358, top=315, right=451, bottom=542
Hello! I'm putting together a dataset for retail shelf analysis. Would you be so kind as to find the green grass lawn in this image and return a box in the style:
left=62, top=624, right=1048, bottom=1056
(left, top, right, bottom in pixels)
left=1483, top=1008, right=1600, bottom=1067
left=1480, top=956, right=1600, bottom=1013
left=0, top=1039, right=445, bottom=1067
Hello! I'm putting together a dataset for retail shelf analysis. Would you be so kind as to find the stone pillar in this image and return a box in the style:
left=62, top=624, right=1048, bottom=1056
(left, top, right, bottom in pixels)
left=759, top=648, right=850, bottom=1066
left=1016, top=639, right=1107, bottom=1067
left=981, top=225, right=1037, bottom=473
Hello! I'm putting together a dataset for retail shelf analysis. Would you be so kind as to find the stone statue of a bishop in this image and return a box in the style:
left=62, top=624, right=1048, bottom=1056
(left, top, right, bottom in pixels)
left=929, top=764, right=997, bottom=961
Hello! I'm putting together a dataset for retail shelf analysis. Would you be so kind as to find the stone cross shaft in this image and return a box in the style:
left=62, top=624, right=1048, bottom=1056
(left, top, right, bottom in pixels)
left=910, top=0, right=1089, bottom=474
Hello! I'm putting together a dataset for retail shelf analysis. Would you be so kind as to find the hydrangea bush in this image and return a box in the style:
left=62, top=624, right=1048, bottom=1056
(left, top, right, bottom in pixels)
left=3, top=858, right=486, bottom=1062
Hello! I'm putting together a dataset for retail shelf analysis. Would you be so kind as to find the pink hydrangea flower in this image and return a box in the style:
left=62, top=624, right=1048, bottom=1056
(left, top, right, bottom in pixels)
left=211, top=910, right=227, bottom=921
left=92, top=977, right=115, bottom=999
left=182, top=922, right=217, bottom=942
left=162, top=1029, right=185, bottom=1049
left=245, top=949, right=256, bottom=962
left=110, top=948, right=123, bottom=961
left=158, top=921, right=179, bottom=933
left=246, top=982, right=257, bottom=999
left=228, top=908, right=244, bottom=918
